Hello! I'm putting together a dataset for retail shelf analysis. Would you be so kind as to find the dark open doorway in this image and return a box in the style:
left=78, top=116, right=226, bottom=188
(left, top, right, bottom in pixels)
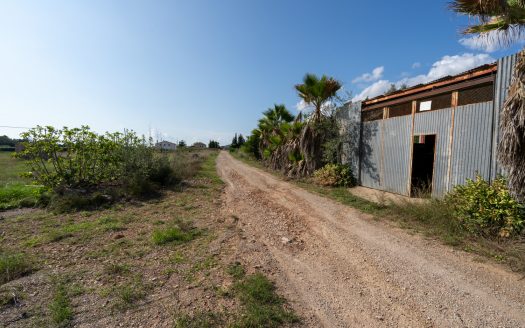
left=410, top=134, right=436, bottom=197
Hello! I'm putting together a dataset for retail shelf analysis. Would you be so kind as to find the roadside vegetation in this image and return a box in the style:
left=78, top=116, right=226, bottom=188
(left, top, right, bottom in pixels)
left=0, top=139, right=298, bottom=326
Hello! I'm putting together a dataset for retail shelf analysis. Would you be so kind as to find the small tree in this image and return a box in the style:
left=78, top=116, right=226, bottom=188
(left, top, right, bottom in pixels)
left=208, top=140, right=220, bottom=149
left=231, top=133, right=238, bottom=149
left=237, top=134, right=246, bottom=147
left=178, top=140, right=186, bottom=148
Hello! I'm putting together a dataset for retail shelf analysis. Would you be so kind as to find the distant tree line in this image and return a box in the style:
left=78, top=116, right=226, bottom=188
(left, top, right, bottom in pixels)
left=0, top=135, right=24, bottom=151
left=208, top=140, right=220, bottom=149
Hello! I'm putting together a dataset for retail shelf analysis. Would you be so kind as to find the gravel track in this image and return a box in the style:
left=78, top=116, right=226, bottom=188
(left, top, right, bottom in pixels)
left=217, top=151, right=525, bottom=327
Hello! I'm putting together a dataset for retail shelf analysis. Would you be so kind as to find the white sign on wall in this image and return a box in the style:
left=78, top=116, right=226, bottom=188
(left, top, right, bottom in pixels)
left=420, top=101, right=432, bottom=112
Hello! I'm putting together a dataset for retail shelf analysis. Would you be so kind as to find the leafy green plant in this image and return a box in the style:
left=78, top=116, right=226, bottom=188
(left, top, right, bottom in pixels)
left=445, top=175, right=525, bottom=238
left=312, top=164, right=355, bottom=187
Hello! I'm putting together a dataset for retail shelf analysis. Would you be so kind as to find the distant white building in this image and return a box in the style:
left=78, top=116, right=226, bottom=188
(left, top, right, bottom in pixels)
left=155, top=141, right=177, bottom=151
left=192, top=142, right=206, bottom=149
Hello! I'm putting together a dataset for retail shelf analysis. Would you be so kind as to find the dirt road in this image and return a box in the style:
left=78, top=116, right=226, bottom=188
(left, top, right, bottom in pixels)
left=216, top=151, right=525, bottom=327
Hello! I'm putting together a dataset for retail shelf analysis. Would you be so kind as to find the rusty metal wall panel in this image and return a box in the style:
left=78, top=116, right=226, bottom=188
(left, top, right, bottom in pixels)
left=414, top=108, right=452, bottom=197
left=450, top=102, right=494, bottom=189
left=360, top=120, right=382, bottom=189
left=382, top=116, right=412, bottom=195
left=492, top=53, right=517, bottom=178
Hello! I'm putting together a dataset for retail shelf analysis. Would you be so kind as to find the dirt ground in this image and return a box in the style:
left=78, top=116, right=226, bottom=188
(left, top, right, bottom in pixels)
left=217, top=151, right=525, bottom=327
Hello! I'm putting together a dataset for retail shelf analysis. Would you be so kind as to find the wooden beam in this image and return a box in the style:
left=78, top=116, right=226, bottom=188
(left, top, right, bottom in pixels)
left=446, top=91, right=458, bottom=193
left=407, top=100, right=417, bottom=197
left=362, top=65, right=497, bottom=106
left=362, top=75, right=495, bottom=111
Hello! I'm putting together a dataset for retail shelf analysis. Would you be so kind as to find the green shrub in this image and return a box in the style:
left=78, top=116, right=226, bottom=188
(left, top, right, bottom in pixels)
left=312, top=164, right=355, bottom=187
left=0, top=251, right=34, bottom=284
left=16, top=126, right=181, bottom=194
left=445, top=175, right=524, bottom=238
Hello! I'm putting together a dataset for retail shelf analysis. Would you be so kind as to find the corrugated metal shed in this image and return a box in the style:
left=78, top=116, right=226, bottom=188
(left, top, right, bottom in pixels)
left=340, top=52, right=518, bottom=199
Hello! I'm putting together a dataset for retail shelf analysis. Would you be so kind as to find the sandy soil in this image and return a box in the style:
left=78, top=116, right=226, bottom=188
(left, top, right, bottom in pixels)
left=217, top=151, right=525, bottom=327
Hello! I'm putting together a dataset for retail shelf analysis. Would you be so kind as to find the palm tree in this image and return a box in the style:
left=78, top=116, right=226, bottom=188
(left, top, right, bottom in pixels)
left=295, top=74, right=342, bottom=122
left=256, top=104, right=294, bottom=158
left=293, top=74, right=342, bottom=175
left=450, top=0, right=525, bottom=201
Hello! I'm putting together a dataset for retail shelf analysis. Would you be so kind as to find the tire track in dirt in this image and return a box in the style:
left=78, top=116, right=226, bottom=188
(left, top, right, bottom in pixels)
left=217, top=151, right=525, bottom=327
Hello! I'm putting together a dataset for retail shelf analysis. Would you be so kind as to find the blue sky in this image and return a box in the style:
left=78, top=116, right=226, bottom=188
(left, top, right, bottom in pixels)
left=0, top=1, right=522, bottom=144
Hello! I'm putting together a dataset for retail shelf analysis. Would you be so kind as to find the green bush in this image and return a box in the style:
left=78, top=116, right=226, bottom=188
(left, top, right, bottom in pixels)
left=312, top=164, right=354, bottom=187
left=16, top=126, right=180, bottom=192
left=445, top=175, right=524, bottom=238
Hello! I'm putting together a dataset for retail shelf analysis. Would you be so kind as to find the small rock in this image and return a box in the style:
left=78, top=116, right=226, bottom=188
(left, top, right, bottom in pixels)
left=281, top=237, right=291, bottom=244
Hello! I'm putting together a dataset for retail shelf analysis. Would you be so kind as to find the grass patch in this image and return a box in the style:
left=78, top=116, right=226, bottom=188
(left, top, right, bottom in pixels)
left=233, top=273, right=299, bottom=327
left=49, top=280, right=73, bottom=327
left=152, top=220, right=201, bottom=245
left=0, top=184, right=44, bottom=210
left=196, top=151, right=222, bottom=185
left=227, top=261, right=246, bottom=280
left=104, top=263, right=131, bottom=276
left=113, top=276, right=148, bottom=310
left=0, top=251, right=34, bottom=284
left=0, top=152, right=30, bottom=186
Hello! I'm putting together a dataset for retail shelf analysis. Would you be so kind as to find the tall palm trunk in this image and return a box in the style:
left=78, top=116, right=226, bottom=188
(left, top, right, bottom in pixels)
left=498, top=48, right=525, bottom=202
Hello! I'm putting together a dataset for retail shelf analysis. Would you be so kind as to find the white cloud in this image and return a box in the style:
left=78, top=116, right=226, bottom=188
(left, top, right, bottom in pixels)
left=352, top=53, right=494, bottom=101
left=296, top=99, right=312, bottom=112
left=412, top=62, right=421, bottom=69
left=352, top=66, right=384, bottom=84
left=352, top=80, right=392, bottom=102
left=459, top=36, right=501, bottom=52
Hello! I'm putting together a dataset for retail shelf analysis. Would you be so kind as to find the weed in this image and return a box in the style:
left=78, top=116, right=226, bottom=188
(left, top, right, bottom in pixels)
left=227, top=262, right=246, bottom=280
left=98, top=216, right=126, bottom=232
left=0, top=251, right=34, bottom=284
left=152, top=225, right=200, bottom=245
left=104, top=263, right=131, bottom=276
left=232, top=273, right=299, bottom=327
left=49, top=281, right=73, bottom=327
left=170, top=251, right=185, bottom=264
left=114, top=277, right=147, bottom=310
